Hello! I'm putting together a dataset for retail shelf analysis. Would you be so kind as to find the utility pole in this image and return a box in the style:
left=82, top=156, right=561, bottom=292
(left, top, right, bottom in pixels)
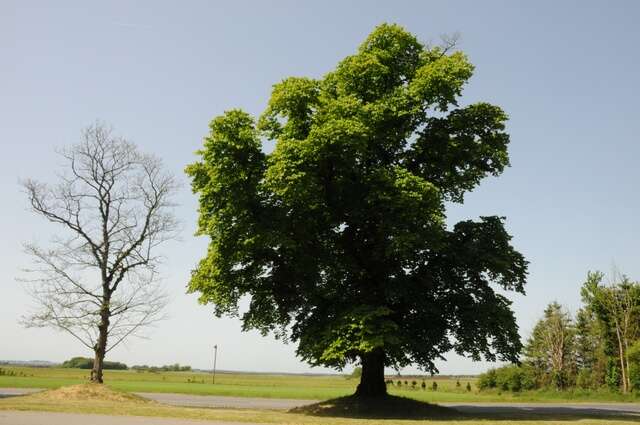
left=212, top=344, right=218, bottom=385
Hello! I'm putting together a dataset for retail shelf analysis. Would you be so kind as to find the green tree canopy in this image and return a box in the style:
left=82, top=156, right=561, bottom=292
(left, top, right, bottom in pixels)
left=186, top=23, right=527, bottom=396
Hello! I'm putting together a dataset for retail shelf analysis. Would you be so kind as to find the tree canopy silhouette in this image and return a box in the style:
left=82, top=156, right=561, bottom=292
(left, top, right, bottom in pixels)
left=187, top=24, right=528, bottom=396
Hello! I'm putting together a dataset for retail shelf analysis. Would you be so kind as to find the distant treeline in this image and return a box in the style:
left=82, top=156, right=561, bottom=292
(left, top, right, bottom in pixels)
left=61, top=357, right=128, bottom=370
left=60, top=357, right=193, bottom=372
left=131, top=363, right=192, bottom=372
left=478, top=271, right=640, bottom=394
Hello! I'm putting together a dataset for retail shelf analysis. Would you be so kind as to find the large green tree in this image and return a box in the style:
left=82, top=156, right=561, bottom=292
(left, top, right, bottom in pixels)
left=187, top=24, right=527, bottom=397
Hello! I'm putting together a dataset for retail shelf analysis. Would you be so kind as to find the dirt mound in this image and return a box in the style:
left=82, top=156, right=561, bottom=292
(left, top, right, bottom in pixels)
left=33, top=384, right=150, bottom=403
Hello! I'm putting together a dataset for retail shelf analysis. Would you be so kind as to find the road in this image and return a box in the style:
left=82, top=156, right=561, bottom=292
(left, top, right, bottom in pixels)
left=136, top=392, right=317, bottom=410
left=136, top=392, right=640, bottom=417
left=2, top=388, right=640, bottom=418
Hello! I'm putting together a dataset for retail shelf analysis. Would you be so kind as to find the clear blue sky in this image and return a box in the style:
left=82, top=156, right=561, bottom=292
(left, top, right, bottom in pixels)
left=1, top=0, right=639, bottom=374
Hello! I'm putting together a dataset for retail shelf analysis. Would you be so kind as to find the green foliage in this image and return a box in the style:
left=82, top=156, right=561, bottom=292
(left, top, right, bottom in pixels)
left=629, top=341, right=640, bottom=391
left=524, top=302, right=576, bottom=389
left=575, top=307, right=607, bottom=387
left=466, top=382, right=472, bottom=392
left=61, top=357, right=127, bottom=370
left=431, top=381, right=438, bottom=391
left=477, top=365, right=536, bottom=392
left=187, top=23, right=527, bottom=377
left=606, top=358, right=621, bottom=391
left=477, top=369, right=497, bottom=390
left=478, top=273, right=639, bottom=395
left=581, top=271, right=640, bottom=392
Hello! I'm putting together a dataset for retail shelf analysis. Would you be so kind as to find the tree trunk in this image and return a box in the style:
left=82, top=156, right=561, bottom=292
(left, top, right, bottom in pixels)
left=90, top=307, right=110, bottom=384
left=615, top=326, right=627, bottom=393
left=624, top=337, right=631, bottom=393
left=354, top=349, right=387, bottom=397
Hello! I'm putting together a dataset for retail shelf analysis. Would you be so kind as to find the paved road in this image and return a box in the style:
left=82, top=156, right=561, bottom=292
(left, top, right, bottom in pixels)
left=0, top=411, right=261, bottom=425
left=2, top=388, right=640, bottom=417
left=135, top=392, right=640, bottom=417
left=0, top=388, right=40, bottom=397
left=136, top=392, right=317, bottom=410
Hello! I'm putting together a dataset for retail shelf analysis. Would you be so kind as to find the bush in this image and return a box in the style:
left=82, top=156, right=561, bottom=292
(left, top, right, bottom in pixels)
left=466, top=382, right=472, bottom=391
left=495, top=366, right=521, bottom=391
left=576, top=368, right=594, bottom=389
left=478, top=365, right=536, bottom=392
left=421, top=381, right=426, bottom=390
left=431, top=381, right=438, bottom=391
left=477, top=368, right=497, bottom=390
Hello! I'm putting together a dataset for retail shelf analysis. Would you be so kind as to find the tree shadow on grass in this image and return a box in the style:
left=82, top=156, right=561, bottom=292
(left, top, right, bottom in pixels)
left=290, top=395, right=640, bottom=422
left=290, top=395, right=464, bottom=420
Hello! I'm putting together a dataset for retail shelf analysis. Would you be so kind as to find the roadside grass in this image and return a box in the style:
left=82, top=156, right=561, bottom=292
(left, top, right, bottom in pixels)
left=0, top=385, right=638, bottom=425
left=1, top=366, right=638, bottom=403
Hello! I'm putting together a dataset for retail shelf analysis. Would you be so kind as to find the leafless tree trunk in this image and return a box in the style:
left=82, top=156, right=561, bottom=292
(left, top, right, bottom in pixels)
left=20, top=123, right=179, bottom=383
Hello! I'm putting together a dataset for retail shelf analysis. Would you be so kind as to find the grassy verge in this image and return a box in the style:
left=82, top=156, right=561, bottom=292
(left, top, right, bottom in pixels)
left=0, top=384, right=637, bottom=425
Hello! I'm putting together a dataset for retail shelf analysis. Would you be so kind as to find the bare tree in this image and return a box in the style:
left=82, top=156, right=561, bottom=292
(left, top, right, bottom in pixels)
left=20, top=123, right=179, bottom=383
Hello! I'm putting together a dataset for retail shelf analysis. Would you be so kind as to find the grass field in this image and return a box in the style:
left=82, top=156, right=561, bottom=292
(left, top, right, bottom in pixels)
left=0, top=383, right=638, bottom=425
left=1, top=366, right=638, bottom=403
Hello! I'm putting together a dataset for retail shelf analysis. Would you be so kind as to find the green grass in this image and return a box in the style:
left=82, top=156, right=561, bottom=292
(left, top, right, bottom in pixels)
left=1, top=366, right=638, bottom=403
left=0, top=384, right=638, bottom=424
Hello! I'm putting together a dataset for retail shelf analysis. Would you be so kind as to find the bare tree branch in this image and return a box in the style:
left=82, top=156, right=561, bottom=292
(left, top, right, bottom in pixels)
left=19, top=122, right=179, bottom=383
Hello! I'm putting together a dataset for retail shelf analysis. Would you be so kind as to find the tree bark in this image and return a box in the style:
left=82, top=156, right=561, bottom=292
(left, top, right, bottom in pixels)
left=354, top=348, right=387, bottom=397
left=612, top=323, right=628, bottom=393
left=90, top=307, right=110, bottom=384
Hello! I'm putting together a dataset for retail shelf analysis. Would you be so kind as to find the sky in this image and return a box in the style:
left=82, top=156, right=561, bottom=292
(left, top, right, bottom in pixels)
left=1, top=0, right=639, bottom=375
